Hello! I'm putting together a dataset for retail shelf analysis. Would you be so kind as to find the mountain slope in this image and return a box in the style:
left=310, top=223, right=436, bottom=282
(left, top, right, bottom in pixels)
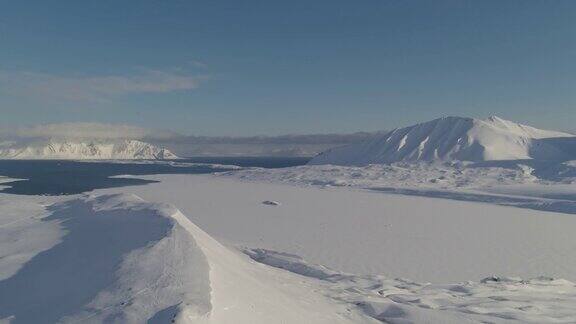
left=309, top=116, right=575, bottom=165
left=0, top=139, right=178, bottom=160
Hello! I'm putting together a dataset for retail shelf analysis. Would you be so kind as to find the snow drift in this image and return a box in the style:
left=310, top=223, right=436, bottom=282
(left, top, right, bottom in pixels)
left=309, top=116, right=576, bottom=165
left=0, top=139, right=178, bottom=160
left=0, top=194, right=368, bottom=324
left=247, top=248, right=576, bottom=324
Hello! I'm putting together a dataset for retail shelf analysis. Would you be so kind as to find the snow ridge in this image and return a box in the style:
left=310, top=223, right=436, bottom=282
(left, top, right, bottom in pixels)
left=0, top=193, right=370, bottom=324
left=309, top=116, right=575, bottom=165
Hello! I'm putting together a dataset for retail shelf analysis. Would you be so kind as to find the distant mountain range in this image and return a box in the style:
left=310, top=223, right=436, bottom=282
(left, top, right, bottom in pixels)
left=0, top=139, right=178, bottom=160
left=309, top=116, right=576, bottom=165
left=147, top=132, right=381, bottom=157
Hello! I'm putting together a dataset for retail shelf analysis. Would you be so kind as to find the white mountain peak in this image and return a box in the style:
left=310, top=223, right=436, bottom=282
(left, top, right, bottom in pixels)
left=309, top=116, right=575, bottom=165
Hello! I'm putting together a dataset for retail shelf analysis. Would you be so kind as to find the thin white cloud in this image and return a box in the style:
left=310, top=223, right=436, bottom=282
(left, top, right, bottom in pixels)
left=188, top=59, right=209, bottom=69
left=0, top=68, right=206, bottom=102
left=0, top=122, right=178, bottom=140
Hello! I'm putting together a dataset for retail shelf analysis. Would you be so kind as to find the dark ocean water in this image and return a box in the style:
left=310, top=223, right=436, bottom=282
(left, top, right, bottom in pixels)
left=0, top=157, right=310, bottom=196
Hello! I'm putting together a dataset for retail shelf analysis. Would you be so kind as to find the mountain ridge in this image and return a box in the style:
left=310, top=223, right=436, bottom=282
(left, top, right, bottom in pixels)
left=0, top=139, right=178, bottom=160
left=309, top=116, right=576, bottom=165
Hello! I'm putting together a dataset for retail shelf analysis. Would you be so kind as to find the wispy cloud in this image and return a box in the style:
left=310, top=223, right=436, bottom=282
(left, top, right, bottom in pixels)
left=0, top=122, right=179, bottom=140
left=0, top=68, right=207, bottom=102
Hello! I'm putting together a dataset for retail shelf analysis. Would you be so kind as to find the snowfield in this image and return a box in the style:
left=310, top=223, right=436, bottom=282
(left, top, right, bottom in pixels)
left=225, top=162, right=540, bottom=190
left=224, top=160, right=576, bottom=214
left=103, top=174, right=576, bottom=283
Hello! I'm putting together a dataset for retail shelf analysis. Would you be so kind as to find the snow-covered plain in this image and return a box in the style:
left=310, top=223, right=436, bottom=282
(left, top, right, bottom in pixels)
left=224, top=160, right=576, bottom=214
left=105, top=174, right=576, bottom=282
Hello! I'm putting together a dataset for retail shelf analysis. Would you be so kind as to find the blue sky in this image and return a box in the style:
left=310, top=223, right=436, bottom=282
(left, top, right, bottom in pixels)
left=0, top=0, right=575, bottom=135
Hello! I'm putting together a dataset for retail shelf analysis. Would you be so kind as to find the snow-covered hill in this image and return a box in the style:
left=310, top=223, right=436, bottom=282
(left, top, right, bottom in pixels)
left=0, top=139, right=178, bottom=160
left=309, top=116, right=576, bottom=165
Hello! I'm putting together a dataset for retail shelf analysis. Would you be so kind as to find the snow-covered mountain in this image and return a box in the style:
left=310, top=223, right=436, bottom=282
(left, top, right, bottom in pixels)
left=309, top=116, right=576, bottom=165
left=0, top=139, right=178, bottom=160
